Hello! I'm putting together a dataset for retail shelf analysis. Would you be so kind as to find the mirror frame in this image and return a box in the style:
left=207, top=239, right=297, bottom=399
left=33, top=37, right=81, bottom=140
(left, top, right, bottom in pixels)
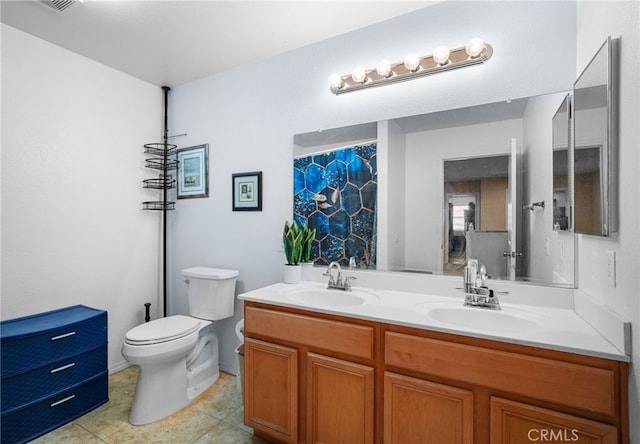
left=572, top=36, right=619, bottom=236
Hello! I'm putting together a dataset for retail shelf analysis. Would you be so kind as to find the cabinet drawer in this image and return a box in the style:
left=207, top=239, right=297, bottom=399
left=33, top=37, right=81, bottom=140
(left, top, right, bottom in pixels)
left=245, top=306, right=374, bottom=360
left=1, top=306, right=107, bottom=377
left=1, top=346, right=107, bottom=411
left=0, top=371, right=108, bottom=444
left=491, top=397, right=618, bottom=444
left=385, top=332, right=615, bottom=416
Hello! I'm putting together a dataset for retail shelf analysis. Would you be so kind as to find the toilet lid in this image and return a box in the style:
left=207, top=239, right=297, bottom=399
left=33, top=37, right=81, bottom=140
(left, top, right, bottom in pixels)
left=182, top=267, right=239, bottom=279
left=125, top=315, right=200, bottom=345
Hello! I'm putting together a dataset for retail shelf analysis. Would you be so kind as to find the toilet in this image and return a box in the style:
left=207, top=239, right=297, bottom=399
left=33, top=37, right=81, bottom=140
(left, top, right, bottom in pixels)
left=121, top=267, right=238, bottom=425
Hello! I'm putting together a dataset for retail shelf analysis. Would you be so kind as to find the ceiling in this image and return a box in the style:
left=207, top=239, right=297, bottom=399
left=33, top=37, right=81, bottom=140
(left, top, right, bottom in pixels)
left=1, top=0, right=435, bottom=86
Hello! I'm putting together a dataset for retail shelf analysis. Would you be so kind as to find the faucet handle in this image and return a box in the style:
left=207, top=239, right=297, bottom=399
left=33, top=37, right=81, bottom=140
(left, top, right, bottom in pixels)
left=323, top=267, right=336, bottom=286
left=343, top=275, right=356, bottom=290
left=478, top=265, right=487, bottom=286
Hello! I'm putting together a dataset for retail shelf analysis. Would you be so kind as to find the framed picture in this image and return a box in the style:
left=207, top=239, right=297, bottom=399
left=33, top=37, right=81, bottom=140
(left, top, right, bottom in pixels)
left=177, top=144, right=209, bottom=199
left=232, top=171, right=262, bottom=211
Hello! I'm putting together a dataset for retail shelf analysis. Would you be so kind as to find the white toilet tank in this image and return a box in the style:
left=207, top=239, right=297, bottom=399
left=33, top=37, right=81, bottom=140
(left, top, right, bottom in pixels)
left=182, top=267, right=239, bottom=320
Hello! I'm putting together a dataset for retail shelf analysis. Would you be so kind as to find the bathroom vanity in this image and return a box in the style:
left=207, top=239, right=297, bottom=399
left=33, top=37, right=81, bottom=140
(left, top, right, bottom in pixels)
left=240, top=281, right=629, bottom=444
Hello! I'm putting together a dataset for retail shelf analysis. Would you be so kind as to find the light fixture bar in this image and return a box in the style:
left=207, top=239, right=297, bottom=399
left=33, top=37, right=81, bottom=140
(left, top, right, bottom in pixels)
left=329, top=39, right=493, bottom=95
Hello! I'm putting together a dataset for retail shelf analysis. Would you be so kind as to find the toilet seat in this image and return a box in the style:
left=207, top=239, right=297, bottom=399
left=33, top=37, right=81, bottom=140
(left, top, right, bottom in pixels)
left=125, top=315, right=201, bottom=345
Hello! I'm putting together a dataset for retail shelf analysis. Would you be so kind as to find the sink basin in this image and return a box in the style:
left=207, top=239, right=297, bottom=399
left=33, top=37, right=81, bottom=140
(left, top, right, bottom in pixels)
left=415, top=303, right=542, bottom=333
left=284, top=288, right=377, bottom=307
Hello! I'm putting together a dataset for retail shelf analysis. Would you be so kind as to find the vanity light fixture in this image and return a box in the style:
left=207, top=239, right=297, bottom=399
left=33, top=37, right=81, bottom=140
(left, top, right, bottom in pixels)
left=328, top=38, right=493, bottom=95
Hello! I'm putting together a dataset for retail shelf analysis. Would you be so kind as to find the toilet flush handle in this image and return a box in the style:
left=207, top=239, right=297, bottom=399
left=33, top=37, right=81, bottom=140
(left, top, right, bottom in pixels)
left=183, top=279, right=190, bottom=285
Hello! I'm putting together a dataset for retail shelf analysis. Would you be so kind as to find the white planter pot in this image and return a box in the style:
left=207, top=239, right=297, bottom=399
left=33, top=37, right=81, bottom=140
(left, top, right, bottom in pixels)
left=283, top=264, right=302, bottom=284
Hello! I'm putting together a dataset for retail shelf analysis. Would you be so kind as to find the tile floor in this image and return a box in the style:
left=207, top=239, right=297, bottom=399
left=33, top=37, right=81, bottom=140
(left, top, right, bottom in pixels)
left=31, top=366, right=270, bottom=444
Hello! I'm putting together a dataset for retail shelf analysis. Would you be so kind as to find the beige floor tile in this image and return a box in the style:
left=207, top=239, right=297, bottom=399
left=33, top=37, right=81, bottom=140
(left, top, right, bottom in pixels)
left=31, top=366, right=262, bottom=444
left=30, top=422, right=105, bottom=444
left=192, top=372, right=243, bottom=420
left=192, top=420, right=270, bottom=444
left=224, top=406, right=254, bottom=435
left=100, top=422, right=159, bottom=444
left=74, top=393, right=133, bottom=439
left=133, top=408, right=220, bottom=443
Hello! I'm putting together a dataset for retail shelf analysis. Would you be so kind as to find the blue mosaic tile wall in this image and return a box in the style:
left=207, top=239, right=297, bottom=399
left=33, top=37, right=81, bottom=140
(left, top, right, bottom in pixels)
left=293, top=143, right=377, bottom=268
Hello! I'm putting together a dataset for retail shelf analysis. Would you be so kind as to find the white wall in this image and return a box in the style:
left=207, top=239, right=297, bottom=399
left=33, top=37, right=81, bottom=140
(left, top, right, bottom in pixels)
left=170, top=0, right=576, bottom=376
left=1, top=24, right=162, bottom=372
left=576, top=1, right=640, bottom=441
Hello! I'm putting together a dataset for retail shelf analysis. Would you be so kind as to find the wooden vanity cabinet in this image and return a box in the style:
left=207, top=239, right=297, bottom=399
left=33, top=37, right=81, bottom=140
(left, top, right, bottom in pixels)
left=383, top=371, right=474, bottom=444
left=243, top=302, right=629, bottom=444
left=385, top=326, right=629, bottom=444
left=307, top=353, right=375, bottom=444
left=243, top=303, right=378, bottom=444
left=244, top=337, right=298, bottom=443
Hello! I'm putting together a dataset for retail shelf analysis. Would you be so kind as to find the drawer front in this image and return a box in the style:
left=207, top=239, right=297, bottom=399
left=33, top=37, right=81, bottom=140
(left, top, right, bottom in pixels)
left=1, top=346, right=107, bottom=411
left=0, top=372, right=108, bottom=444
left=491, top=397, right=618, bottom=444
left=245, top=306, right=374, bottom=360
left=1, top=315, right=107, bottom=377
left=385, top=332, right=616, bottom=416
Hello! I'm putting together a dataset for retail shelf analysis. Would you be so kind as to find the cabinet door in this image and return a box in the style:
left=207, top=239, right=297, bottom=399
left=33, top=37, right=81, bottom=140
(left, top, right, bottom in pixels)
left=307, top=353, right=374, bottom=444
left=491, top=397, right=618, bottom=444
left=384, top=372, right=473, bottom=444
left=244, top=338, right=298, bottom=444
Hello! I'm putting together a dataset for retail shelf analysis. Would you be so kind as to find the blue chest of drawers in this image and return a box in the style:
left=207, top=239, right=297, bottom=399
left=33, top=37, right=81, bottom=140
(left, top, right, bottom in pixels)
left=1, top=305, right=108, bottom=444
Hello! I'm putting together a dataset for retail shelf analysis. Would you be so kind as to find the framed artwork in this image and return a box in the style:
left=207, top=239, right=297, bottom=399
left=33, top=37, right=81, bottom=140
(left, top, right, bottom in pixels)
left=232, top=171, right=262, bottom=211
left=177, top=144, right=209, bottom=199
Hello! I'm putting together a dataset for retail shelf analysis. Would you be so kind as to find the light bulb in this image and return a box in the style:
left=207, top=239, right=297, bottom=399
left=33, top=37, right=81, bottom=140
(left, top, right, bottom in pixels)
left=465, top=38, right=485, bottom=58
left=328, top=73, right=344, bottom=90
left=433, top=46, right=450, bottom=65
left=351, top=67, right=367, bottom=84
left=404, top=53, right=420, bottom=72
left=376, top=60, right=392, bottom=77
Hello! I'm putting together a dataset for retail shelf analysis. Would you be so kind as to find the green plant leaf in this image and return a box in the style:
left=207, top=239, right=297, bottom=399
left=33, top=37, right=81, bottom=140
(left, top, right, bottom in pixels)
left=283, top=221, right=303, bottom=265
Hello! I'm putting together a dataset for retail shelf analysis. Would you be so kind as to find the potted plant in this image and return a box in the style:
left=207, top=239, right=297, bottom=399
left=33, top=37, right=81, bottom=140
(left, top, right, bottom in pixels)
left=283, top=221, right=303, bottom=283
left=299, top=223, right=316, bottom=280
left=300, top=224, right=316, bottom=263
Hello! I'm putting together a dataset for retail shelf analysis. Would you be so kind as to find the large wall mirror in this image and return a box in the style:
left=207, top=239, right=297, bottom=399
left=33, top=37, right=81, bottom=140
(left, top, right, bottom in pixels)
left=294, top=92, right=576, bottom=288
left=573, top=36, right=619, bottom=236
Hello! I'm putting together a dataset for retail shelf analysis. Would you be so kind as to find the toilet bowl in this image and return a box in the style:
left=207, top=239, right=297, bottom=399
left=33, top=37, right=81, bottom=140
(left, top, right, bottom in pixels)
left=121, top=267, right=238, bottom=425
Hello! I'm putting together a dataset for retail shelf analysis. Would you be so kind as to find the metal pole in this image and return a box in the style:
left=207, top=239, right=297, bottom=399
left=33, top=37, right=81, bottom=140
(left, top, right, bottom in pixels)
left=162, top=86, right=170, bottom=318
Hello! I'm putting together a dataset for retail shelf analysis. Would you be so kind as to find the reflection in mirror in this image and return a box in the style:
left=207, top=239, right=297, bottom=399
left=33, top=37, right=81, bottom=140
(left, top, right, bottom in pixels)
left=443, top=155, right=510, bottom=280
left=552, top=94, right=571, bottom=231
left=294, top=92, right=576, bottom=288
left=573, top=36, right=618, bottom=236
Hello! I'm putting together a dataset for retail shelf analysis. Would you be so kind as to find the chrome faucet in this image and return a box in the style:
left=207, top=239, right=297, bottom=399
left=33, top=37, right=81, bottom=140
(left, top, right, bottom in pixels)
left=462, top=262, right=501, bottom=310
left=323, top=261, right=356, bottom=291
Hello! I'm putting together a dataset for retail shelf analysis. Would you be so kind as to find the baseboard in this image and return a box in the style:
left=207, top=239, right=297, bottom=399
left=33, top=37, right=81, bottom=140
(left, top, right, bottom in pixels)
left=109, top=359, right=133, bottom=375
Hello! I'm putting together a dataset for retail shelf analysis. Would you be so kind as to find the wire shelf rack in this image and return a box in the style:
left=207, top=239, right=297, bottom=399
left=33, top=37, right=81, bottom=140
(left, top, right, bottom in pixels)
left=142, top=175, right=176, bottom=189
left=144, top=143, right=177, bottom=156
left=142, top=201, right=176, bottom=211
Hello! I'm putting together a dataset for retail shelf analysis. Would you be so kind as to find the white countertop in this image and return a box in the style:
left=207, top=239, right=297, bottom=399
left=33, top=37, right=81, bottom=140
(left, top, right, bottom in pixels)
left=239, top=280, right=630, bottom=362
